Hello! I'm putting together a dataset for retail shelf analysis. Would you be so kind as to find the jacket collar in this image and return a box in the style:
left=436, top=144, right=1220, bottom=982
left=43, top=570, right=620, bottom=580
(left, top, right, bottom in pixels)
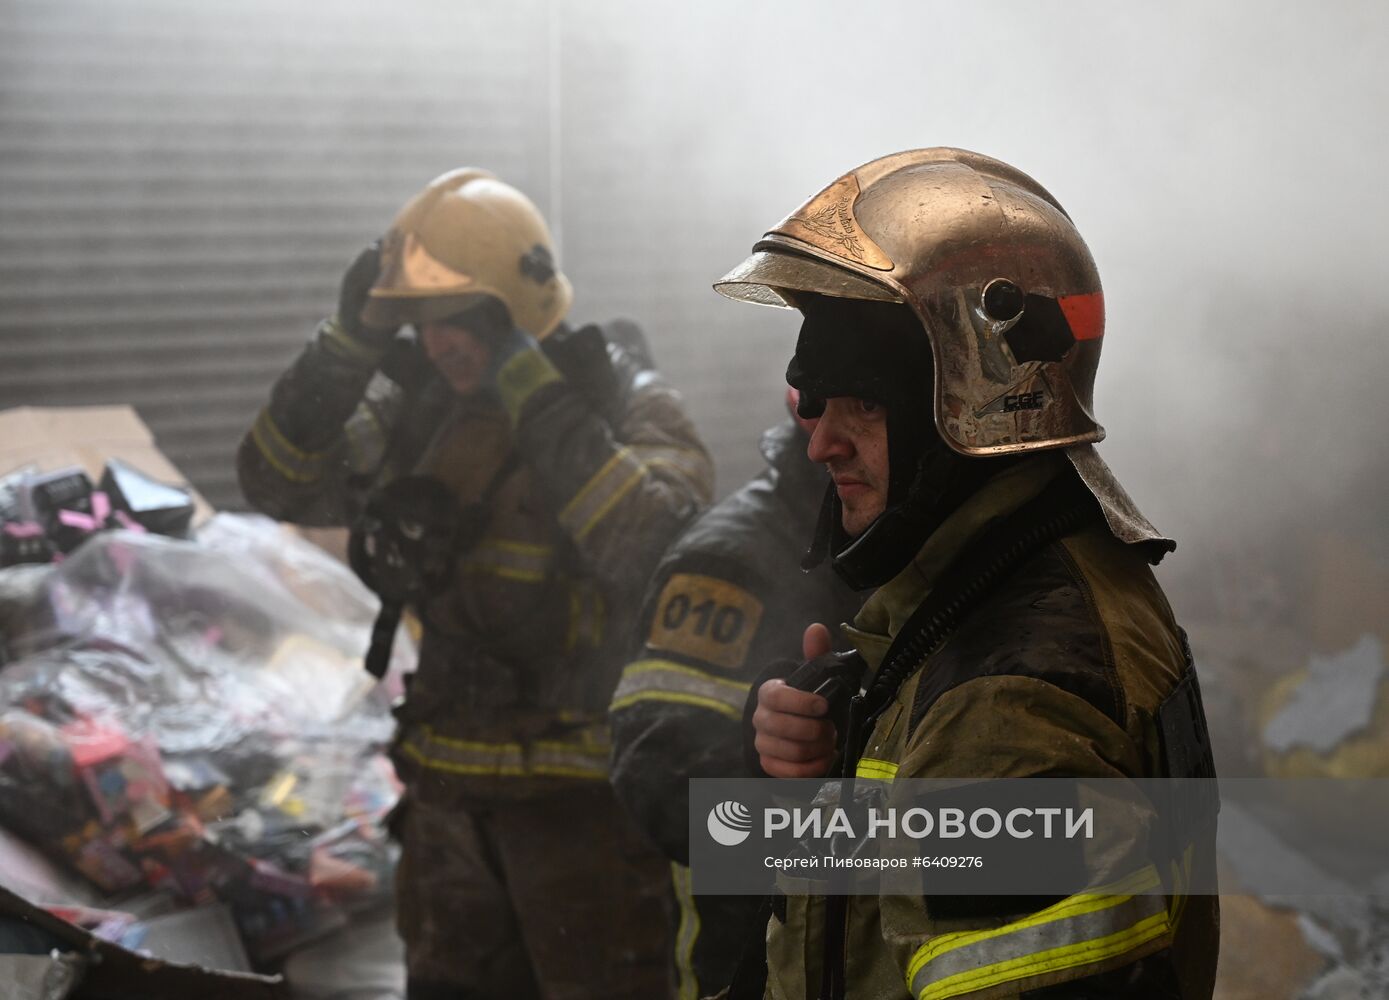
left=841, top=452, right=1064, bottom=669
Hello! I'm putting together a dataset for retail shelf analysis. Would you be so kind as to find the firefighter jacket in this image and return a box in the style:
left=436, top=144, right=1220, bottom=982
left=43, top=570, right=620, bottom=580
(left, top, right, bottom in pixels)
left=609, top=419, right=862, bottom=998
left=238, top=316, right=713, bottom=801
left=764, top=452, right=1219, bottom=1000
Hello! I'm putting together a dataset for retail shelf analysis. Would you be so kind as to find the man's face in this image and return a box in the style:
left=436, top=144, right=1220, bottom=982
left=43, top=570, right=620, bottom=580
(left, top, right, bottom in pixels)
left=805, top=396, right=890, bottom=537
left=420, top=318, right=493, bottom=395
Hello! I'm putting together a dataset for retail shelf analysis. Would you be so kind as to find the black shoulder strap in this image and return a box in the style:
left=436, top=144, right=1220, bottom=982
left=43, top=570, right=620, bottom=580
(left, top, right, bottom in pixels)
left=728, top=471, right=1105, bottom=1000
left=819, top=470, right=1102, bottom=1000
left=863, top=470, right=1101, bottom=739
left=1151, top=630, right=1220, bottom=871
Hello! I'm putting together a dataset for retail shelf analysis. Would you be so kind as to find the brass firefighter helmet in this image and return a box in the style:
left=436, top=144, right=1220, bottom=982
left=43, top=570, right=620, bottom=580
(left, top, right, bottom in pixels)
left=715, top=148, right=1105, bottom=456
left=362, top=168, right=573, bottom=339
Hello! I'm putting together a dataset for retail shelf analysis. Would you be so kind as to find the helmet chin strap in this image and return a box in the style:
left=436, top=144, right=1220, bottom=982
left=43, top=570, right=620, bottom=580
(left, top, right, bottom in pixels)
left=829, top=489, right=933, bottom=591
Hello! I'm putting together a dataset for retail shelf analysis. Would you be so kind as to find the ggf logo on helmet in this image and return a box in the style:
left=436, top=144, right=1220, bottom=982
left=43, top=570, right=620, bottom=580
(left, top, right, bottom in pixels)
left=707, top=800, right=753, bottom=846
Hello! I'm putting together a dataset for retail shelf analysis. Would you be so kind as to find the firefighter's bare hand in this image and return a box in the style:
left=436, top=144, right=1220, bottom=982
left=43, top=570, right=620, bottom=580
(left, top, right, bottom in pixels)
left=753, top=679, right=836, bottom=778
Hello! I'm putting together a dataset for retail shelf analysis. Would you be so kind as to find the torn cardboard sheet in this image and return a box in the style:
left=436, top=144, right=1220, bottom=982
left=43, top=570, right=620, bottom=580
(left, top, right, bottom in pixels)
left=1264, top=634, right=1386, bottom=754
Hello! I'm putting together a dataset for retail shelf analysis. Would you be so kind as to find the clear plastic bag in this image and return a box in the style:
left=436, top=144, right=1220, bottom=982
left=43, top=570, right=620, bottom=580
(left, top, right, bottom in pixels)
left=0, top=514, right=413, bottom=964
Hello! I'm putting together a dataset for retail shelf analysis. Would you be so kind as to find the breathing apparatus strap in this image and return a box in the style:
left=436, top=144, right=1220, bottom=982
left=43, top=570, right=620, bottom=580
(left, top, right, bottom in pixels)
left=817, top=469, right=1103, bottom=1000
left=728, top=471, right=1101, bottom=1000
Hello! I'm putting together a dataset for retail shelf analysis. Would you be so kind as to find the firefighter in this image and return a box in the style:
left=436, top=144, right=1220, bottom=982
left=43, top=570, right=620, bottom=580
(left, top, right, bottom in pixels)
left=715, top=149, right=1219, bottom=998
left=238, top=168, right=713, bottom=999
left=608, top=393, right=863, bottom=998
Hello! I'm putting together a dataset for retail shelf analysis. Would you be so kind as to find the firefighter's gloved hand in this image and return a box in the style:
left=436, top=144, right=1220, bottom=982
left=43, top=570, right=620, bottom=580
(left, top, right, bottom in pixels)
left=331, top=242, right=399, bottom=357
left=487, top=326, right=563, bottom=427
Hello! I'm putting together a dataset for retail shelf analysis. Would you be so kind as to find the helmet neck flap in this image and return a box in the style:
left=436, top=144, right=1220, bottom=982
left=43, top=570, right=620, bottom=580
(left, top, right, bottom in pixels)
left=788, top=295, right=1012, bottom=590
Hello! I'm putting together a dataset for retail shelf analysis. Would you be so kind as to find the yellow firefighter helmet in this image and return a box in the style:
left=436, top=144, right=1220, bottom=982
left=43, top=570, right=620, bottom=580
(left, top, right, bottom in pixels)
left=362, top=168, right=573, bottom=339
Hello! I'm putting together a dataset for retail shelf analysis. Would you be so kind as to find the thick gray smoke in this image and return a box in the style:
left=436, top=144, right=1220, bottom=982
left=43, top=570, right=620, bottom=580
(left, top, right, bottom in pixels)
left=555, top=1, right=1389, bottom=629
left=3, top=0, right=1384, bottom=629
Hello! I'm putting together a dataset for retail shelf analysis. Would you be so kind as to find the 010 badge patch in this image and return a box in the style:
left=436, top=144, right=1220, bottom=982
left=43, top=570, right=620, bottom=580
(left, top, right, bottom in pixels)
left=646, top=572, right=765, bottom=670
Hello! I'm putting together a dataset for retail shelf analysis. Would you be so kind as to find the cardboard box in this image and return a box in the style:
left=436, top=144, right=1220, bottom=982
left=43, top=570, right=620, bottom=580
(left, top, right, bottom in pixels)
left=0, top=406, right=212, bottom=525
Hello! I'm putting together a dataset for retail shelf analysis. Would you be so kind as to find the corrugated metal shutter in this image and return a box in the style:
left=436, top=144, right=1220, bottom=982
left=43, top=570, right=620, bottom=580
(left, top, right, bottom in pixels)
left=0, top=0, right=553, bottom=509
left=2, top=0, right=809, bottom=509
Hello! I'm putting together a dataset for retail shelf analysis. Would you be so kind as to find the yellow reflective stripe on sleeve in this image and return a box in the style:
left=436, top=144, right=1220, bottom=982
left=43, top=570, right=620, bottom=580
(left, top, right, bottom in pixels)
left=250, top=408, right=328, bottom=484
left=401, top=725, right=610, bottom=780
left=609, top=659, right=750, bottom=721
left=671, top=863, right=700, bottom=1000
left=906, top=867, right=1172, bottom=1000
left=459, top=538, right=554, bottom=583
left=559, top=447, right=648, bottom=541
left=855, top=757, right=900, bottom=781
left=630, top=444, right=707, bottom=475
left=611, top=690, right=744, bottom=722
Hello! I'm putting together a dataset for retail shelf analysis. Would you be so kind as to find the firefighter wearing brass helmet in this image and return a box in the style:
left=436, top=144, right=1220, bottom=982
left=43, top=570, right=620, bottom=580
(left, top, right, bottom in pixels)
left=714, top=150, right=1219, bottom=999
left=239, top=169, right=713, bottom=998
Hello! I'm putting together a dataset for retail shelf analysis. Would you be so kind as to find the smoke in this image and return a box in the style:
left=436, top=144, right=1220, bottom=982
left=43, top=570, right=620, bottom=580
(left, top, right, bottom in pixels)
left=549, top=0, right=1389, bottom=629
left=5, top=0, right=1385, bottom=628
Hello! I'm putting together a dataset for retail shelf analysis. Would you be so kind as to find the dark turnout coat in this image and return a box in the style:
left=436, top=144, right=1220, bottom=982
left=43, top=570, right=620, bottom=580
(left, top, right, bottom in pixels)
left=239, top=318, right=713, bottom=799
left=763, top=453, right=1219, bottom=1000
left=610, top=419, right=862, bottom=997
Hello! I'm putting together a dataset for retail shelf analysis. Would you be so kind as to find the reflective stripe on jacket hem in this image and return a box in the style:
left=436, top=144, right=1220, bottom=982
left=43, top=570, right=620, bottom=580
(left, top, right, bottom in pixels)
left=459, top=538, right=554, bottom=584
left=905, top=866, right=1173, bottom=1000
left=399, top=724, right=610, bottom=780
left=855, top=757, right=900, bottom=781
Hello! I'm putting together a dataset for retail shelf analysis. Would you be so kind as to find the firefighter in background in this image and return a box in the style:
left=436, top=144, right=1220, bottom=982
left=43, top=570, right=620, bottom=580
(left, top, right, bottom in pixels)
left=608, top=392, right=862, bottom=998
left=238, top=168, right=713, bottom=1000
left=718, top=149, right=1219, bottom=998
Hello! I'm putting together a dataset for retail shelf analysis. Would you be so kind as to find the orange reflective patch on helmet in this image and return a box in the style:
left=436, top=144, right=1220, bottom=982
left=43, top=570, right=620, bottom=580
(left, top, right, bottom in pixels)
left=1059, top=292, right=1104, bottom=341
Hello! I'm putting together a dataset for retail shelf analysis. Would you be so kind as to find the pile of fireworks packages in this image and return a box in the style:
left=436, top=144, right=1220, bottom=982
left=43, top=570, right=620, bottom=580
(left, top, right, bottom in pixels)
left=0, top=514, right=412, bottom=967
left=0, top=459, right=196, bottom=568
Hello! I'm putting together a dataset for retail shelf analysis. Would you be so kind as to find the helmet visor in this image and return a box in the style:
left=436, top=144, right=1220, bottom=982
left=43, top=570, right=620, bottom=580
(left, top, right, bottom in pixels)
left=713, top=249, right=901, bottom=307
